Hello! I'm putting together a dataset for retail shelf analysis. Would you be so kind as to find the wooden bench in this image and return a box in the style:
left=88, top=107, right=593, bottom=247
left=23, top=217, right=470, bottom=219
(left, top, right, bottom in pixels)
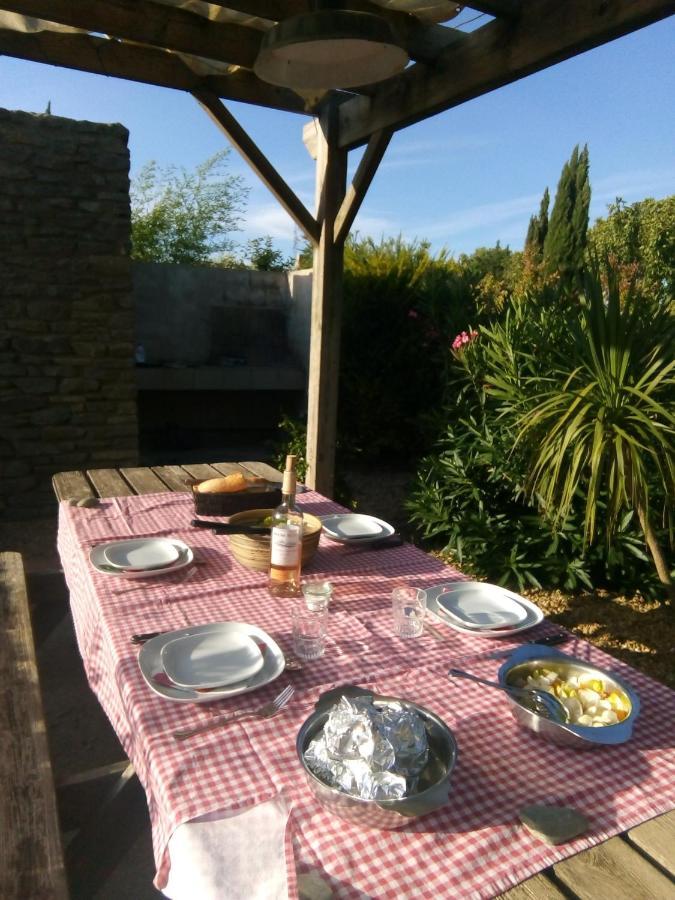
left=0, top=551, right=68, bottom=899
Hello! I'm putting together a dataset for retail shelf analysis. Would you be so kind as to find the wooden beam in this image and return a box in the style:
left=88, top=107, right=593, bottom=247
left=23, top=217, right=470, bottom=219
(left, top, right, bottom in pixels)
left=0, top=27, right=309, bottom=114
left=334, top=128, right=392, bottom=244
left=305, top=103, right=348, bottom=497
left=206, top=0, right=465, bottom=63
left=466, top=0, right=521, bottom=17
left=194, top=89, right=320, bottom=244
left=0, top=0, right=263, bottom=68
left=337, top=0, right=675, bottom=148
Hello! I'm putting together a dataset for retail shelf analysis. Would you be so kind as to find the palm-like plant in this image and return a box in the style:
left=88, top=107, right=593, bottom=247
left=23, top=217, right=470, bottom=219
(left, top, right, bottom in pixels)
left=493, top=271, right=674, bottom=597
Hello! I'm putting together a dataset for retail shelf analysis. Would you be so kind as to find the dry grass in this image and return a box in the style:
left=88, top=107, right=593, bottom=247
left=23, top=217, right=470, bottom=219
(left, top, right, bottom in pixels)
left=523, top=588, right=675, bottom=690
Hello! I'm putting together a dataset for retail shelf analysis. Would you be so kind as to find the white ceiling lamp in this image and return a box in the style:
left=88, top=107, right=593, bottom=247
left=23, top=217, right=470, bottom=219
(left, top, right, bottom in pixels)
left=253, top=5, right=409, bottom=91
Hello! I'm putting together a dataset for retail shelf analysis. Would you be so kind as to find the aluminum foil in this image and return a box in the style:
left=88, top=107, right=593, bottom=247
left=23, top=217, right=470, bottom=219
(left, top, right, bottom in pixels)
left=304, top=696, right=429, bottom=801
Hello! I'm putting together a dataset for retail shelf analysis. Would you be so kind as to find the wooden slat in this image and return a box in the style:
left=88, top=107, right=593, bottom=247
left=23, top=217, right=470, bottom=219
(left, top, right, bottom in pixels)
left=0, top=27, right=309, bottom=115
left=86, top=468, right=134, bottom=498
left=150, top=465, right=194, bottom=492
left=628, top=810, right=675, bottom=876
left=194, top=90, right=321, bottom=244
left=337, top=0, right=675, bottom=148
left=236, top=461, right=283, bottom=482
left=118, top=466, right=172, bottom=495
left=0, top=552, right=68, bottom=900
left=498, top=872, right=567, bottom=900
left=553, top=835, right=675, bottom=899
left=51, top=470, right=94, bottom=503
left=334, top=128, right=392, bottom=244
left=180, top=463, right=224, bottom=481
left=0, top=0, right=263, bottom=68
left=209, top=462, right=251, bottom=477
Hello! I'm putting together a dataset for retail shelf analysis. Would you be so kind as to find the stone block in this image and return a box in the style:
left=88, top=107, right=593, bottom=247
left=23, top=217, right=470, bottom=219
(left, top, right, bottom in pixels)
left=0, top=396, right=44, bottom=414
left=14, top=377, right=56, bottom=394
left=26, top=300, right=68, bottom=322
left=2, top=459, right=32, bottom=477
left=30, top=406, right=72, bottom=426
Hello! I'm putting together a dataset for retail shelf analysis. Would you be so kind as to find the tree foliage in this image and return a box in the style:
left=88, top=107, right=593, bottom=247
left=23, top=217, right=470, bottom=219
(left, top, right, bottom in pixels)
left=242, top=236, right=295, bottom=271
left=542, top=145, right=590, bottom=282
left=588, top=195, right=675, bottom=303
left=130, top=151, right=248, bottom=265
left=524, top=187, right=549, bottom=262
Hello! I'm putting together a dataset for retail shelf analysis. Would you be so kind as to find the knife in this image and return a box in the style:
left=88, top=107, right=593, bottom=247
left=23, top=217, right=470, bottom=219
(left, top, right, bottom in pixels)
left=191, top=518, right=270, bottom=535
left=484, top=632, right=570, bottom=659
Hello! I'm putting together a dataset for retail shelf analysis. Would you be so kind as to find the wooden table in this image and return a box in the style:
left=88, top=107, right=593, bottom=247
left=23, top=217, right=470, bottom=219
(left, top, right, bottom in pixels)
left=52, top=463, right=675, bottom=900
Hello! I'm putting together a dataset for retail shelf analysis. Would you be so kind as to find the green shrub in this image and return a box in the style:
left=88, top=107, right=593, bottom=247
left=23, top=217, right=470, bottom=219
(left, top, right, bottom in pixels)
left=408, top=271, right=674, bottom=596
left=337, top=236, right=473, bottom=464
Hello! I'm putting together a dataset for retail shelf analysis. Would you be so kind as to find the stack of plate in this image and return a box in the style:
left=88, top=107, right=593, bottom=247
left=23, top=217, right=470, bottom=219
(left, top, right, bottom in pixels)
left=426, top=582, right=543, bottom=638
left=138, top=622, right=286, bottom=703
left=89, top=538, right=193, bottom=579
left=320, top=513, right=395, bottom=543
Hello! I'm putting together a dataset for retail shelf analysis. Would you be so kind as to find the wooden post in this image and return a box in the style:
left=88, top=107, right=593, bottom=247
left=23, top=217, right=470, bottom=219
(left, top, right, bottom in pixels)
left=305, top=102, right=347, bottom=497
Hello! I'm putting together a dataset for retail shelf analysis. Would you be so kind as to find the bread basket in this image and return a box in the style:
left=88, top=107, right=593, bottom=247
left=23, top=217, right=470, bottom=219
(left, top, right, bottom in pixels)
left=227, top=508, right=322, bottom=572
left=189, top=479, right=281, bottom=517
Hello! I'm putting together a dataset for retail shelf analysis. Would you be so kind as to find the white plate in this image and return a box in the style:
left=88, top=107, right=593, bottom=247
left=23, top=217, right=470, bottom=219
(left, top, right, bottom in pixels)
left=138, top=622, right=285, bottom=703
left=104, top=538, right=180, bottom=571
left=426, top=582, right=543, bottom=638
left=89, top=540, right=193, bottom=579
left=320, top=514, right=395, bottom=543
left=437, top=583, right=528, bottom=628
left=161, top=630, right=264, bottom=689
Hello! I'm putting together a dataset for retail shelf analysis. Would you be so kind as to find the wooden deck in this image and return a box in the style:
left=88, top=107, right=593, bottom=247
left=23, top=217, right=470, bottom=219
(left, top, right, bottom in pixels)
left=53, top=463, right=675, bottom=900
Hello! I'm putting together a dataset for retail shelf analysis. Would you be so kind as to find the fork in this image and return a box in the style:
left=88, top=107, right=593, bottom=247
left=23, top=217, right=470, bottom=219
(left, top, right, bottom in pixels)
left=173, top=685, right=295, bottom=741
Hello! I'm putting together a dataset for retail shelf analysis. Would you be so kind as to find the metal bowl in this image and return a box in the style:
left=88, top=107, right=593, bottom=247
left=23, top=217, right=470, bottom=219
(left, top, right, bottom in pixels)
left=296, top=685, right=458, bottom=829
left=498, top=645, right=640, bottom=749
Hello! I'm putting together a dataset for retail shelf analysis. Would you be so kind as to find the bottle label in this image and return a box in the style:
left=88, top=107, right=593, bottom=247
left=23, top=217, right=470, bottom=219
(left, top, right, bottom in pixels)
left=270, top=523, right=302, bottom=566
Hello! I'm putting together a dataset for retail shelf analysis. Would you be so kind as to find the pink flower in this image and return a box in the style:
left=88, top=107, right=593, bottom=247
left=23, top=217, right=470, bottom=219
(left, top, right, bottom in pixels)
left=407, top=309, right=419, bottom=319
left=451, top=329, right=478, bottom=351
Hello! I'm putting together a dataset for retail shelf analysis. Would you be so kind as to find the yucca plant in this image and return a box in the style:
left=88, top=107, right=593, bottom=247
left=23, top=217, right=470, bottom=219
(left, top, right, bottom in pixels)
left=500, top=270, right=674, bottom=598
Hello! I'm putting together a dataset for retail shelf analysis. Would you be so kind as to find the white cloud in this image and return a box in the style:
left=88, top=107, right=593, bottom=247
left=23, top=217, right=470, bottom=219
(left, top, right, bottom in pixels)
left=243, top=203, right=296, bottom=241
left=411, top=192, right=541, bottom=240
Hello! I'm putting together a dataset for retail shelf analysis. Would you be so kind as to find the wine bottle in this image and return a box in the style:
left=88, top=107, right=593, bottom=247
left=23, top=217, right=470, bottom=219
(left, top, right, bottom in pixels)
left=268, top=454, right=304, bottom=597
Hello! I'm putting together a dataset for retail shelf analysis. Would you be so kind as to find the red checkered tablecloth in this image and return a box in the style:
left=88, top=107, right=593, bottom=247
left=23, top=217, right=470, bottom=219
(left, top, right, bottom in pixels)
left=57, top=491, right=675, bottom=898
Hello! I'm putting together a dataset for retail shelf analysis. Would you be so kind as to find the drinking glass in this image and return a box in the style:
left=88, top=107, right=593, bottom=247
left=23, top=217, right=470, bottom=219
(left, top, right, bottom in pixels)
left=292, top=604, right=328, bottom=660
left=301, top=580, right=333, bottom=611
left=391, top=586, right=426, bottom=638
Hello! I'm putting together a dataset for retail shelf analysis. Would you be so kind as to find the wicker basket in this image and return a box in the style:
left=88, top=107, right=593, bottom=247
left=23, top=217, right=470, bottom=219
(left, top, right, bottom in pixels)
left=189, top=481, right=282, bottom=517
left=227, top=508, right=322, bottom=572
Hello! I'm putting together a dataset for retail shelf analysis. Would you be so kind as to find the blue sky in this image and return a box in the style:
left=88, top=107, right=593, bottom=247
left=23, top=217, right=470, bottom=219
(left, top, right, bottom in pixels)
left=1, top=15, right=673, bottom=259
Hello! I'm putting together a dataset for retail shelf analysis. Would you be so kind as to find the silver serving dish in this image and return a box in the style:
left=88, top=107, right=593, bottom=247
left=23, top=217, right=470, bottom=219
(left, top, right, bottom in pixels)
left=296, top=685, right=458, bottom=829
left=498, top=645, right=640, bottom=749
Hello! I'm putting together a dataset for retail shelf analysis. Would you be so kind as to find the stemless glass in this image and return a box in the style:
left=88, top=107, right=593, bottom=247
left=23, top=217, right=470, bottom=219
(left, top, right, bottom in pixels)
left=292, top=604, right=328, bottom=660
left=391, top=586, right=426, bottom=638
left=301, top=580, right=333, bottom=611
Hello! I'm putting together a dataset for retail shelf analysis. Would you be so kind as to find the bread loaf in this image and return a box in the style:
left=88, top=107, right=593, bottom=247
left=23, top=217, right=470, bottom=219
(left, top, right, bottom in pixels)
left=196, top=473, right=249, bottom=494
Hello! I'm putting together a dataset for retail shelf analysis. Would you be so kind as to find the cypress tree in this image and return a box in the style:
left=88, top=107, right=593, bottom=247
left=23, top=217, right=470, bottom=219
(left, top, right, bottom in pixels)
left=524, top=187, right=550, bottom=260
left=543, top=144, right=591, bottom=281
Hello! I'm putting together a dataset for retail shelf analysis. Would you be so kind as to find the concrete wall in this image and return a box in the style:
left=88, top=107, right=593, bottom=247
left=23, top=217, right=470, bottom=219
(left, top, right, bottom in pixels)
left=134, top=262, right=310, bottom=369
left=0, top=108, right=138, bottom=519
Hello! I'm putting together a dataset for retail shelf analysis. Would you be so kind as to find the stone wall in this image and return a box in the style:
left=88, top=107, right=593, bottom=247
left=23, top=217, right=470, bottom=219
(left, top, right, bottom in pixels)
left=0, top=108, right=138, bottom=520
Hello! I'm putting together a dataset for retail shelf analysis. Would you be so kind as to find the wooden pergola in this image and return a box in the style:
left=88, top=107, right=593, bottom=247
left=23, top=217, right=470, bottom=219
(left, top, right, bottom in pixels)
left=1, top=0, right=672, bottom=496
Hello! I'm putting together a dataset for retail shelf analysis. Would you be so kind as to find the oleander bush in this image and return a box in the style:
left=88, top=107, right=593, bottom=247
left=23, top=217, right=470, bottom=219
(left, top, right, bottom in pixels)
left=408, top=269, right=675, bottom=596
